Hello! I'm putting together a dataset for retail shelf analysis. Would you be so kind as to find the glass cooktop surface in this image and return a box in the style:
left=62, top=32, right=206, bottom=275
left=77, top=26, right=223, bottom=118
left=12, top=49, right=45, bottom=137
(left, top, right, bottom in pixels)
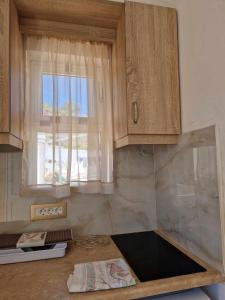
left=111, top=231, right=206, bottom=282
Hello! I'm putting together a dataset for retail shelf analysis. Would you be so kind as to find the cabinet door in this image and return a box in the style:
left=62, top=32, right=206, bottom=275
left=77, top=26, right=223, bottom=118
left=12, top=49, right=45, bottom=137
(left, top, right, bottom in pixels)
left=10, top=0, right=24, bottom=139
left=0, top=0, right=10, bottom=132
left=112, top=9, right=128, bottom=141
left=0, top=0, right=23, bottom=151
left=125, top=2, right=180, bottom=135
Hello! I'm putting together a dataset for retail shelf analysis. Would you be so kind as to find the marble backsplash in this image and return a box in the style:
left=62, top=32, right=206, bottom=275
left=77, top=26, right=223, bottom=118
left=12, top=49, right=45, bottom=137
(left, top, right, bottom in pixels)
left=0, top=126, right=223, bottom=271
left=154, top=126, right=223, bottom=270
left=0, top=145, right=156, bottom=235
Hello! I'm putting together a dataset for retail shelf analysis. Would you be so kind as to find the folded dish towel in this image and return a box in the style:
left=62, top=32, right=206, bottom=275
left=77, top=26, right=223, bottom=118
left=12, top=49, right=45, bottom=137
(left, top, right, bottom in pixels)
left=67, top=258, right=136, bottom=293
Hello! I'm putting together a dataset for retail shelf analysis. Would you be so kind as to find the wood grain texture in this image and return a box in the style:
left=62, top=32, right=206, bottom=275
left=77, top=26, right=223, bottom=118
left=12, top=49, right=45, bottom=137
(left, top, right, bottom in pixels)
left=112, top=7, right=128, bottom=140
left=15, top=0, right=123, bottom=29
left=125, top=2, right=181, bottom=135
left=0, top=0, right=10, bottom=132
left=0, top=133, right=23, bottom=151
left=0, top=233, right=224, bottom=300
left=10, top=0, right=24, bottom=139
left=20, top=18, right=116, bottom=43
left=0, top=0, right=23, bottom=150
left=115, top=134, right=178, bottom=149
left=0, top=153, right=8, bottom=221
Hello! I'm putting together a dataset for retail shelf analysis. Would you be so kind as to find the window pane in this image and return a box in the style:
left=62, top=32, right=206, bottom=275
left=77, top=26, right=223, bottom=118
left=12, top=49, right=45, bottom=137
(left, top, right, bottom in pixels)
left=37, top=132, right=69, bottom=185
left=71, top=77, right=88, bottom=117
left=37, top=132, right=88, bottom=184
left=42, top=74, right=53, bottom=116
left=71, top=134, right=88, bottom=181
left=40, top=73, right=89, bottom=184
left=42, top=74, right=88, bottom=117
left=56, top=75, right=70, bottom=116
left=37, top=132, right=54, bottom=184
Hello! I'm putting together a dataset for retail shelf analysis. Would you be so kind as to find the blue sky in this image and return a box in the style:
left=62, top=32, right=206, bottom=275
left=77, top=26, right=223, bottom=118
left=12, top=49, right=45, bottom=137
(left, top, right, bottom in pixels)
left=42, top=74, right=88, bottom=116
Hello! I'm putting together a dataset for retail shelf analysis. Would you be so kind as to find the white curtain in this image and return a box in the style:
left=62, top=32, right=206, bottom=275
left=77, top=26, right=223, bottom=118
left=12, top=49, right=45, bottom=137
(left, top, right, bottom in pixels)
left=22, top=36, right=113, bottom=198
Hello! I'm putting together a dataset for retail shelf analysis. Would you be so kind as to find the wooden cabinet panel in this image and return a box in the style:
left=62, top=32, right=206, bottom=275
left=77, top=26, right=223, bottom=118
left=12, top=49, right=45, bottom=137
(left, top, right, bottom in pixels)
left=0, top=0, right=10, bottom=133
left=10, top=0, right=24, bottom=139
left=15, top=0, right=123, bottom=30
left=0, top=0, right=23, bottom=151
left=125, top=2, right=180, bottom=135
left=112, top=9, right=127, bottom=141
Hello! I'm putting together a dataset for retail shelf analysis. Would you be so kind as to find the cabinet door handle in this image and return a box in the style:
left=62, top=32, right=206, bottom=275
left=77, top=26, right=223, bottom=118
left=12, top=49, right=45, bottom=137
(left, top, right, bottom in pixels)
left=132, top=101, right=138, bottom=124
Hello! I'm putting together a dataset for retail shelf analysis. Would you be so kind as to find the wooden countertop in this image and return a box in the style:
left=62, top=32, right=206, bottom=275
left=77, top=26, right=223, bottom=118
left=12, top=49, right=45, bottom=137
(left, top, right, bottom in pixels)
left=0, top=230, right=224, bottom=300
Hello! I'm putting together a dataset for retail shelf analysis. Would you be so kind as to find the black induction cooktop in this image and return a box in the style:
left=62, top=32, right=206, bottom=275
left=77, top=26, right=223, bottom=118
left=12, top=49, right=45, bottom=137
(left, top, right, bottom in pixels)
left=111, top=231, right=206, bottom=282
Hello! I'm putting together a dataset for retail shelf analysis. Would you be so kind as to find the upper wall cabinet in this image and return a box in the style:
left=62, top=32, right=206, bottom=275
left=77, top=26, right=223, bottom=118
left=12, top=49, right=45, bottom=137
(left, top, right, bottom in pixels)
left=112, top=2, right=181, bottom=148
left=0, top=0, right=23, bottom=151
left=0, top=0, right=180, bottom=151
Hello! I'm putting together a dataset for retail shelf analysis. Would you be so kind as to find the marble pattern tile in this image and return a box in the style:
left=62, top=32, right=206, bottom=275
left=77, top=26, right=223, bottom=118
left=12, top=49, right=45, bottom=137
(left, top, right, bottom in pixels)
left=0, top=145, right=156, bottom=235
left=154, top=126, right=223, bottom=270
left=0, top=126, right=222, bottom=272
left=108, top=146, right=156, bottom=233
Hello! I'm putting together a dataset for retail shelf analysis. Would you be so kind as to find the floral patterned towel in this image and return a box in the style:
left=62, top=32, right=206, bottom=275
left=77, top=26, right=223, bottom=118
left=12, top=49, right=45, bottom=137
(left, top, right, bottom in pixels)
left=67, top=258, right=136, bottom=293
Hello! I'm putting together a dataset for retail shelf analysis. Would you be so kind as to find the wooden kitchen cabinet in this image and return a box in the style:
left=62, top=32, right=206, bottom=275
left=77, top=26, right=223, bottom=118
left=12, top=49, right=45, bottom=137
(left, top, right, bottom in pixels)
left=0, top=0, right=23, bottom=151
left=112, top=1, right=181, bottom=148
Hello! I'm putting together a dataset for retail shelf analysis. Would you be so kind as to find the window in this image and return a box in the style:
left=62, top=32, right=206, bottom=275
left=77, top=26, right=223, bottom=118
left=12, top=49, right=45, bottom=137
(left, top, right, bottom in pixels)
left=38, top=74, right=89, bottom=185
left=23, top=36, right=113, bottom=196
left=42, top=74, right=88, bottom=117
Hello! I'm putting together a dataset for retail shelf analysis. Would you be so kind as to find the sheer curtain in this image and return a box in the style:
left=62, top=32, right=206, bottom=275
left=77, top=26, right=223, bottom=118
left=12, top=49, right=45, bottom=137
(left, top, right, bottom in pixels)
left=22, top=36, right=113, bottom=198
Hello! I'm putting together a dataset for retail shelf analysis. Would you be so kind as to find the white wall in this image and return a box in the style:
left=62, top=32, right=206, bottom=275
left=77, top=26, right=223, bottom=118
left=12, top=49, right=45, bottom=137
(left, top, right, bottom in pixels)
left=173, top=1, right=225, bottom=297
left=177, top=0, right=225, bottom=134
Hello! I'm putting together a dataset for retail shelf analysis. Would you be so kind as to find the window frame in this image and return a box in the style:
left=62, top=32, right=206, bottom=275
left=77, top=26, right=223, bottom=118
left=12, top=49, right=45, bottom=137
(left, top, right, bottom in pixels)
left=29, top=60, right=91, bottom=184
left=26, top=53, right=107, bottom=186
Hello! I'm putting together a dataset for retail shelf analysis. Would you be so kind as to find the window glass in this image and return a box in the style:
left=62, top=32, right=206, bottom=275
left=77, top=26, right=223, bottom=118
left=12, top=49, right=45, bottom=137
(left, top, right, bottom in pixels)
left=39, top=74, right=89, bottom=184
left=42, top=74, right=88, bottom=117
left=37, top=132, right=88, bottom=184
